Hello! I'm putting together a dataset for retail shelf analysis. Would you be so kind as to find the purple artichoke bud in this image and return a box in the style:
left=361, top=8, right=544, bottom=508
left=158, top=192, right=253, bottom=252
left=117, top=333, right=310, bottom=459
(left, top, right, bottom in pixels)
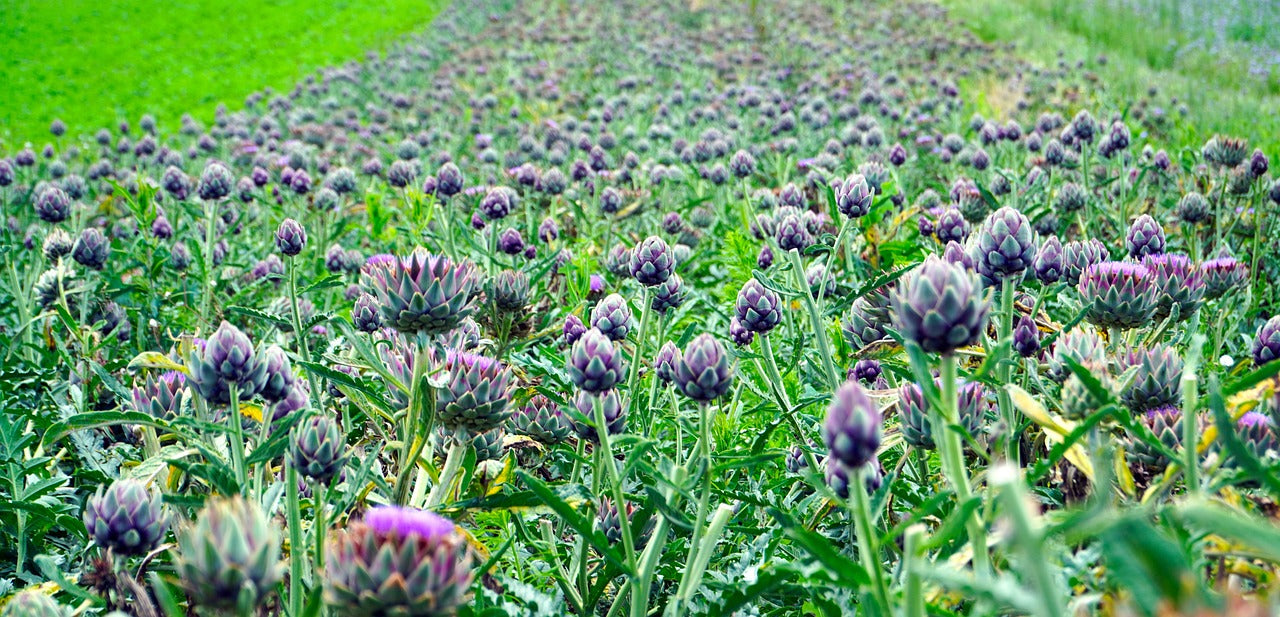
left=1128, top=406, right=1184, bottom=471
left=675, top=334, right=734, bottom=402
left=522, top=245, right=537, bottom=260
left=661, top=212, right=684, bottom=235
left=187, top=321, right=267, bottom=403
left=196, top=161, right=234, bottom=201
left=605, top=244, right=633, bottom=278
left=510, top=395, right=573, bottom=444
left=976, top=207, right=1037, bottom=281
left=1176, top=192, right=1210, bottom=224
left=2, top=590, right=66, bottom=617
left=360, top=249, right=479, bottom=336
left=436, top=162, right=465, bottom=197
left=942, top=241, right=975, bottom=271
left=1053, top=182, right=1086, bottom=213
left=650, top=273, right=687, bottom=314
left=735, top=279, right=782, bottom=334
left=1013, top=315, right=1041, bottom=358
left=1254, top=316, right=1280, bottom=367
left=1033, top=236, right=1064, bottom=284
left=131, top=371, right=187, bottom=419
left=387, top=160, right=417, bottom=189
left=1063, top=239, right=1108, bottom=286
left=1202, top=135, right=1249, bottom=168
left=823, top=381, right=881, bottom=468
left=786, top=442, right=823, bottom=474
left=151, top=213, right=174, bottom=239
left=325, top=167, right=357, bottom=194
left=918, top=215, right=936, bottom=238
left=430, top=426, right=503, bottom=463
left=1121, top=345, right=1183, bottom=412
left=42, top=229, right=73, bottom=262
left=654, top=341, right=681, bottom=384
left=1125, top=215, right=1166, bottom=260
left=496, top=228, right=524, bottom=255
left=852, top=359, right=882, bottom=384
left=806, top=263, right=836, bottom=298
left=842, top=298, right=890, bottom=348
left=269, top=381, right=311, bottom=423
left=290, top=414, right=347, bottom=483
left=835, top=173, right=873, bottom=219
left=325, top=507, right=472, bottom=617
left=729, top=317, right=754, bottom=347
left=288, top=168, right=311, bottom=195
left=596, top=498, right=654, bottom=549
left=1078, top=262, right=1157, bottom=330
left=824, top=458, right=883, bottom=498
left=170, top=242, right=192, bottom=270
left=1250, top=149, right=1270, bottom=178
left=435, top=350, right=511, bottom=432
left=162, top=166, right=191, bottom=200
left=34, top=186, right=72, bottom=223
left=779, top=183, right=805, bottom=208
left=571, top=389, right=626, bottom=440
left=1201, top=256, right=1247, bottom=299
left=630, top=236, right=675, bottom=285
left=258, top=345, right=296, bottom=404
left=1142, top=253, right=1205, bottom=321
left=251, top=166, right=270, bottom=187
left=1231, top=412, right=1278, bottom=464
left=325, top=244, right=347, bottom=273
left=274, top=218, right=307, bottom=257
left=774, top=212, right=812, bottom=252
left=568, top=328, right=626, bottom=392
left=563, top=315, right=587, bottom=346
left=1270, top=179, right=1280, bottom=205
left=471, top=212, right=486, bottom=230
left=538, top=217, right=560, bottom=243
left=730, top=149, right=756, bottom=178
left=600, top=186, right=623, bottom=214
left=70, top=228, right=109, bottom=269
left=897, top=380, right=988, bottom=450
left=757, top=245, right=774, bottom=270
left=487, top=269, right=530, bottom=312
left=480, top=187, right=515, bottom=220
left=0, top=160, right=13, bottom=187
left=83, top=478, right=169, bottom=556
left=590, top=294, right=634, bottom=341
left=934, top=207, right=969, bottom=244
left=176, top=497, right=283, bottom=609
left=891, top=255, right=990, bottom=355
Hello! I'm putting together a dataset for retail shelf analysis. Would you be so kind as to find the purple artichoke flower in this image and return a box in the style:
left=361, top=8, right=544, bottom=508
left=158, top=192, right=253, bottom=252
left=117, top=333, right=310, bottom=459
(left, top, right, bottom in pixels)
left=976, top=207, right=1037, bottom=282
left=897, top=379, right=989, bottom=450
left=891, top=255, right=990, bottom=355
left=196, top=161, right=234, bottom=201
left=188, top=321, right=267, bottom=403
left=1063, top=239, right=1108, bottom=286
left=654, top=341, right=681, bottom=384
left=131, top=371, right=187, bottom=419
left=729, top=317, right=754, bottom=347
left=480, top=187, right=515, bottom=220
left=1034, top=236, right=1064, bottom=284
left=325, top=507, right=472, bottom=617
left=83, top=478, right=169, bottom=556
left=487, top=269, right=530, bottom=312
left=436, top=162, right=465, bottom=197
left=538, top=217, right=560, bottom=243
left=774, top=212, right=812, bottom=252
left=1142, top=253, right=1205, bottom=321
left=1013, top=315, right=1041, bottom=358
left=290, top=415, right=347, bottom=483
left=934, top=207, right=969, bottom=244
left=275, top=218, right=307, bottom=257
left=510, top=395, right=573, bottom=445
left=630, top=236, right=675, bottom=285
left=590, top=294, right=634, bottom=341
left=258, top=345, right=296, bottom=404
left=361, top=249, right=479, bottom=336
left=1201, top=256, right=1247, bottom=299
left=852, top=359, right=882, bottom=384
left=735, top=279, right=782, bottom=334
left=570, top=389, right=626, bottom=441
left=835, top=173, right=873, bottom=218
left=34, top=185, right=72, bottom=223
left=1125, top=214, right=1166, bottom=258
left=563, top=314, right=587, bottom=346
left=825, top=458, right=883, bottom=498
left=435, top=350, right=512, bottom=433
left=351, top=293, right=383, bottom=333
left=1254, top=316, right=1280, bottom=367
left=674, top=334, right=734, bottom=402
left=567, top=328, right=626, bottom=392
left=757, top=245, right=774, bottom=270
left=823, top=381, right=881, bottom=468
left=730, top=149, right=756, bottom=178
left=498, top=228, right=525, bottom=255
left=175, top=497, right=282, bottom=610
left=1127, top=406, right=1184, bottom=471
left=1053, top=182, right=1085, bottom=213
left=1078, top=262, right=1157, bottom=330
left=71, top=228, right=110, bottom=269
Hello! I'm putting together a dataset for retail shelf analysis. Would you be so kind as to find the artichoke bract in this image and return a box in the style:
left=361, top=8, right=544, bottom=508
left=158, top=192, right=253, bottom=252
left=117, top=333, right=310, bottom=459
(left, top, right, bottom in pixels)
left=891, top=255, right=990, bottom=355
left=188, top=321, right=267, bottom=404
left=1201, top=256, right=1248, bottom=299
left=1062, top=239, right=1108, bottom=286
left=842, top=298, right=890, bottom=349
left=975, top=206, right=1037, bottom=283
left=1077, top=262, right=1157, bottom=330
left=1012, top=315, right=1041, bottom=358
left=258, top=345, right=296, bottom=404
left=1125, top=214, right=1166, bottom=258
left=487, top=269, right=530, bottom=312
left=291, top=415, right=348, bottom=483
left=83, top=478, right=168, bottom=556
left=361, top=249, right=479, bottom=337
left=650, top=273, right=687, bottom=314
left=175, top=497, right=282, bottom=611
left=1142, top=253, right=1205, bottom=321
left=735, top=279, right=782, bottom=334
left=823, top=381, right=882, bottom=469
left=897, top=380, right=987, bottom=450
left=1033, top=235, right=1064, bottom=284
left=130, top=371, right=187, bottom=419
left=1254, top=316, right=1280, bottom=367
left=510, top=395, right=573, bottom=445
left=1, top=590, right=66, bottom=617
left=435, top=350, right=512, bottom=433
left=325, top=507, right=473, bottom=617
left=590, top=293, right=634, bottom=341
left=567, top=328, right=626, bottom=393
left=674, top=334, right=735, bottom=402
left=630, top=235, right=675, bottom=285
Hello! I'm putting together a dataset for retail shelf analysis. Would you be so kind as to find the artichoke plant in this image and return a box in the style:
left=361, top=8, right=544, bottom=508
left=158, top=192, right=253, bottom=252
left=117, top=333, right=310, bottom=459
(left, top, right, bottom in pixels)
left=82, top=479, right=168, bottom=556
left=1141, top=253, right=1204, bottom=321
left=187, top=320, right=267, bottom=404
left=1120, top=345, right=1183, bottom=413
left=891, top=255, right=990, bottom=355
left=823, top=381, right=881, bottom=469
left=291, top=414, right=348, bottom=483
left=674, top=334, right=734, bottom=402
left=174, top=497, right=283, bottom=611
left=735, top=279, right=782, bottom=334
left=435, top=350, right=512, bottom=433
left=510, top=395, right=573, bottom=445
left=568, top=328, right=626, bottom=393
left=361, top=249, right=479, bottom=337
left=1, top=591, right=66, bottom=617
left=1077, top=262, right=1157, bottom=330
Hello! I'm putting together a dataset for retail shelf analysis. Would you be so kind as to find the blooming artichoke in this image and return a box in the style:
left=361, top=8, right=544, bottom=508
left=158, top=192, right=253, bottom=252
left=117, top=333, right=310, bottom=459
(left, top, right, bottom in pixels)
left=1142, top=253, right=1205, bottom=321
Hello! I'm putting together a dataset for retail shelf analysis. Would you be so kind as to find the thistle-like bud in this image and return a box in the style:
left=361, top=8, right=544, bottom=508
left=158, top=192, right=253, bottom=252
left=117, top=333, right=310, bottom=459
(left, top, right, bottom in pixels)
left=1120, top=345, right=1183, bottom=413
left=1078, top=262, right=1157, bottom=330
left=630, top=236, right=675, bottom=285
left=824, top=458, right=883, bottom=498
left=0, top=590, right=66, bottom=617
left=1013, top=315, right=1041, bottom=357
left=325, top=507, right=473, bottom=616
left=487, top=269, right=530, bottom=312
left=774, top=212, right=812, bottom=252
left=510, top=395, right=573, bottom=445
left=735, top=279, right=782, bottom=334
left=258, top=345, right=296, bottom=404
left=570, top=389, right=626, bottom=440
left=591, top=293, right=634, bottom=341
left=1125, top=214, right=1165, bottom=258
left=1201, top=256, right=1247, bottom=299
left=188, top=321, right=267, bottom=403
left=1047, top=328, right=1107, bottom=381
left=650, top=274, right=687, bottom=314
left=934, top=207, right=969, bottom=244
left=823, top=381, right=881, bottom=468
left=497, top=228, right=525, bottom=255
left=1127, top=406, right=1184, bottom=472
left=1033, top=235, right=1064, bottom=284
left=730, top=149, right=756, bottom=179
left=435, top=350, right=512, bottom=433
left=728, top=317, right=754, bottom=347
left=131, top=371, right=187, bottom=419
left=654, top=341, right=681, bottom=384
left=274, top=218, right=306, bottom=257
left=596, top=498, right=654, bottom=548
left=976, top=207, right=1037, bottom=282
left=852, top=359, right=882, bottom=385
left=1142, top=253, right=1205, bottom=321
left=175, top=497, right=283, bottom=610
left=196, top=161, right=234, bottom=201
left=291, top=415, right=347, bottom=483
left=675, top=334, right=734, bottom=402
left=34, top=186, right=72, bottom=223
left=351, top=293, right=383, bottom=333
left=42, top=228, right=73, bottom=262
left=83, top=479, right=168, bottom=556
left=891, top=255, right=990, bottom=355
left=72, top=228, right=110, bottom=270
left=1176, top=192, right=1210, bottom=224
left=563, top=314, right=587, bottom=346
left=480, top=187, right=515, bottom=220
left=568, top=328, right=626, bottom=393
left=1254, top=316, right=1280, bottom=367
left=361, top=250, right=479, bottom=336
left=1063, top=239, right=1108, bottom=286
left=835, top=174, right=873, bottom=218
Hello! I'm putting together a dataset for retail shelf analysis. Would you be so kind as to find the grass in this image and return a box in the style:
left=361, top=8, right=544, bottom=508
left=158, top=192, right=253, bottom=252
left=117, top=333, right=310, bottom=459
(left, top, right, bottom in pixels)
left=938, top=0, right=1280, bottom=152
left=0, top=0, right=449, bottom=147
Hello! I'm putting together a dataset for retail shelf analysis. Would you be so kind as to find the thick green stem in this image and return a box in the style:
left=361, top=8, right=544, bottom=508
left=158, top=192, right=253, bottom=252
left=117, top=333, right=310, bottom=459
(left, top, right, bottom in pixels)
left=626, top=287, right=652, bottom=415
left=759, top=335, right=822, bottom=476
left=939, top=355, right=990, bottom=577
left=592, top=395, right=638, bottom=571
left=228, top=384, right=246, bottom=490
left=313, top=480, right=327, bottom=573
left=285, top=463, right=305, bottom=617
left=425, top=428, right=468, bottom=508
left=903, top=525, right=927, bottom=617
left=393, top=343, right=432, bottom=504
left=1181, top=335, right=1205, bottom=494
left=997, top=277, right=1019, bottom=464
left=991, top=465, right=1065, bottom=617
left=850, top=466, right=893, bottom=616
left=783, top=248, right=839, bottom=390
left=679, top=403, right=714, bottom=597
left=288, top=259, right=321, bottom=402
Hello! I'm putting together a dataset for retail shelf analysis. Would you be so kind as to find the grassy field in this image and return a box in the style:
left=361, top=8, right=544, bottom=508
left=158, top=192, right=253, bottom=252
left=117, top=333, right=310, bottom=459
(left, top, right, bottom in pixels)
left=0, top=0, right=449, bottom=147
left=940, top=0, right=1280, bottom=152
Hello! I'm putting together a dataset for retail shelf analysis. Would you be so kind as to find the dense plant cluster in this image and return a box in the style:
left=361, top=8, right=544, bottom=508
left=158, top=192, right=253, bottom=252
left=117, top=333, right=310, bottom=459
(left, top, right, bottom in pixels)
left=3, top=0, right=1280, bottom=615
